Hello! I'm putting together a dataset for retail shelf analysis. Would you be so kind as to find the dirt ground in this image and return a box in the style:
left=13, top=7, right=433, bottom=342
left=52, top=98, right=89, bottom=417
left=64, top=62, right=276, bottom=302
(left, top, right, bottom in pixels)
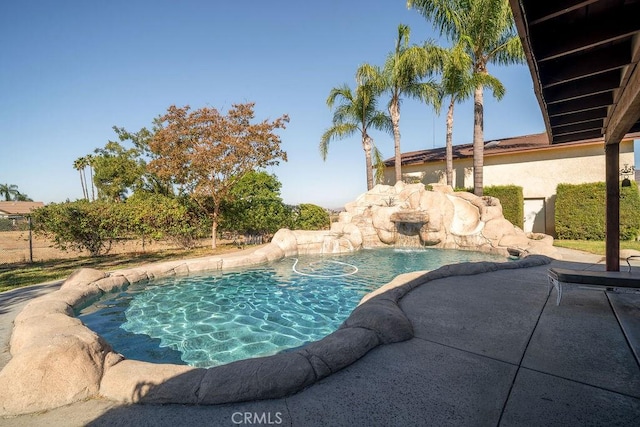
left=0, top=231, right=207, bottom=264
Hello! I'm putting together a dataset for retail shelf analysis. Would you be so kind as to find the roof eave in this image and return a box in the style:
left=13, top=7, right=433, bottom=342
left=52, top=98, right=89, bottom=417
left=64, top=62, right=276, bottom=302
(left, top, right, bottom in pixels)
left=509, top=0, right=554, bottom=143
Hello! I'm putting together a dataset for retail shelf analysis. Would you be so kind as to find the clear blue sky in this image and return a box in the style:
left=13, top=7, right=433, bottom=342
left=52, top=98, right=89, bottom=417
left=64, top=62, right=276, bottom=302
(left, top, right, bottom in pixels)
left=0, top=0, right=595, bottom=208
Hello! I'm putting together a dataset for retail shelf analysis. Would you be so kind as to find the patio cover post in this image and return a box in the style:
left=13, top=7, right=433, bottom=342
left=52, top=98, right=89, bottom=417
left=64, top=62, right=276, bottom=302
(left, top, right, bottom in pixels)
left=605, top=142, right=620, bottom=271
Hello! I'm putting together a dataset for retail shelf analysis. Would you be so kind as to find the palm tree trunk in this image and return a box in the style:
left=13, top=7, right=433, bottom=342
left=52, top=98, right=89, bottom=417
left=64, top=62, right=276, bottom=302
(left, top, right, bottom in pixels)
left=79, top=170, right=87, bottom=201
left=389, top=102, right=402, bottom=184
left=82, top=167, right=90, bottom=200
left=446, top=97, right=455, bottom=187
left=363, top=135, right=374, bottom=190
left=473, top=84, right=484, bottom=196
left=89, top=165, right=96, bottom=201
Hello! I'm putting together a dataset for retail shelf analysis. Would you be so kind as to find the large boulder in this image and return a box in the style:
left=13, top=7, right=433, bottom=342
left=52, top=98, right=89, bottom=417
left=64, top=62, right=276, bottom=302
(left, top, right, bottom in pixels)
left=482, top=218, right=517, bottom=243
left=100, top=360, right=204, bottom=404
left=397, top=183, right=426, bottom=209
left=197, top=352, right=316, bottom=404
left=271, top=228, right=298, bottom=257
left=331, top=222, right=364, bottom=250
left=372, top=206, right=400, bottom=244
left=60, top=268, right=107, bottom=290
left=10, top=313, right=84, bottom=354
left=327, top=183, right=555, bottom=256
left=447, top=195, right=483, bottom=235
left=341, top=296, right=413, bottom=344
left=0, top=333, right=109, bottom=416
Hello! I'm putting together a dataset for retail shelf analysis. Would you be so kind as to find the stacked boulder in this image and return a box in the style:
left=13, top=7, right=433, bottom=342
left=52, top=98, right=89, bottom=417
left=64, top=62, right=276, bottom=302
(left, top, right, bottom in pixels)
left=326, top=182, right=557, bottom=257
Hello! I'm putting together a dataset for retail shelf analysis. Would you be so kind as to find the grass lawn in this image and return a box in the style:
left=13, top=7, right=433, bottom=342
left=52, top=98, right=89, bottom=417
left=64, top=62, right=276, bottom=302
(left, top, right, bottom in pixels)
left=554, top=239, right=640, bottom=255
left=0, top=244, right=242, bottom=293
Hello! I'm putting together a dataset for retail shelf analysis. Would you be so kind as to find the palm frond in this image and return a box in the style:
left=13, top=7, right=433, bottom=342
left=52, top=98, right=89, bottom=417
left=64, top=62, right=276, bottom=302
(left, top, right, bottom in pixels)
left=396, top=24, right=412, bottom=51
left=319, top=123, right=358, bottom=160
left=357, top=63, right=386, bottom=93
left=372, top=142, right=386, bottom=185
left=407, top=0, right=463, bottom=39
left=326, top=84, right=354, bottom=109
left=441, top=41, right=475, bottom=102
left=472, top=72, right=505, bottom=100
left=332, top=103, right=354, bottom=125
left=423, top=41, right=448, bottom=70
left=369, top=111, right=394, bottom=135
left=489, top=34, right=524, bottom=66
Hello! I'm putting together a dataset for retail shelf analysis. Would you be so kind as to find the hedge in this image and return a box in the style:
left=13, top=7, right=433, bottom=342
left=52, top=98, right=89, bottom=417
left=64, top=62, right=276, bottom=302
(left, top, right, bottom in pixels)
left=555, top=182, right=640, bottom=240
left=483, top=185, right=524, bottom=229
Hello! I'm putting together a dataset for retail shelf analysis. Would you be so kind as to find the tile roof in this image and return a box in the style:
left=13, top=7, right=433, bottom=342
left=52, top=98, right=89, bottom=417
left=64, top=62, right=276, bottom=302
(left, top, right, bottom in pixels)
left=0, top=201, right=44, bottom=215
left=385, top=131, right=640, bottom=167
left=386, top=133, right=548, bottom=166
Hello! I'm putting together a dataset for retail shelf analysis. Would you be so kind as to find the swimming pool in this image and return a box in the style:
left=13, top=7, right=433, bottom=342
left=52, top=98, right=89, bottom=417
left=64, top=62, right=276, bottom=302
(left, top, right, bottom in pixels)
left=78, top=248, right=505, bottom=367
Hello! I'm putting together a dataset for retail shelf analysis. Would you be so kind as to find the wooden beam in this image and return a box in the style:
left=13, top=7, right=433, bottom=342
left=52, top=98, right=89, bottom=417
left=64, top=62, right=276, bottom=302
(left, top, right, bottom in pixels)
left=532, top=4, right=640, bottom=62
left=552, top=119, right=603, bottom=136
left=547, top=92, right=612, bottom=116
left=605, top=36, right=640, bottom=145
left=544, top=71, right=619, bottom=104
left=552, top=129, right=602, bottom=144
left=549, top=107, right=608, bottom=127
left=605, top=143, right=620, bottom=272
left=539, top=42, right=629, bottom=88
left=509, top=0, right=554, bottom=142
left=528, top=1, right=600, bottom=26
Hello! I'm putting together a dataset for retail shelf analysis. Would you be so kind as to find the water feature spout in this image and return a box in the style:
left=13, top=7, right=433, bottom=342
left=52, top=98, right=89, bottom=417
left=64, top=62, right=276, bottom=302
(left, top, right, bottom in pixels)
left=389, top=211, right=429, bottom=224
left=389, top=210, right=430, bottom=248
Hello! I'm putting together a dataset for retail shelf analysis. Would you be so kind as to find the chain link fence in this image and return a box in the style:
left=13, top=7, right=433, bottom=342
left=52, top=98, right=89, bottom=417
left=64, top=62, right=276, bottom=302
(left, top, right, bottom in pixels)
left=0, top=216, right=30, bottom=232
left=0, top=215, right=37, bottom=263
left=1, top=217, right=271, bottom=265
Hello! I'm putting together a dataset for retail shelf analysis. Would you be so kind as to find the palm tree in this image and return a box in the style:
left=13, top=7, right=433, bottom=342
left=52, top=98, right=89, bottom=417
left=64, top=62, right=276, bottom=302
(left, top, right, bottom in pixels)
left=358, top=24, right=440, bottom=184
left=86, top=154, right=96, bottom=201
left=320, top=82, right=392, bottom=190
left=408, top=0, right=524, bottom=195
left=427, top=41, right=504, bottom=186
left=0, top=183, right=19, bottom=201
left=14, top=192, right=33, bottom=201
left=73, top=157, right=88, bottom=200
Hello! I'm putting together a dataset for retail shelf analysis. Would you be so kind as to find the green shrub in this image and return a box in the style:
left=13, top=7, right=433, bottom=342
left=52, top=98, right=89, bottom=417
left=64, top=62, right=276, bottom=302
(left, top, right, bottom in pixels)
left=620, top=184, right=640, bottom=239
left=555, top=182, right=640, bottom=240
left=291, top=204, right=330, bottom=230
left=124, top=193, right=210, bottom=249
left=218, top=171, right=291, bottom=238
left=484, top=185, right=524, bottom=229
left=31, top=200, right=121, bottom=256
left=220, top=198, right=291, bottom=237
left=31, top=196, right=212, bottom=254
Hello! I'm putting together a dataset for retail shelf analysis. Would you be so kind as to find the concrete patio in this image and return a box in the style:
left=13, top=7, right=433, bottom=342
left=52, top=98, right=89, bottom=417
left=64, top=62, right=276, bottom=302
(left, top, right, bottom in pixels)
left=1, top=248, right=639, bottom=426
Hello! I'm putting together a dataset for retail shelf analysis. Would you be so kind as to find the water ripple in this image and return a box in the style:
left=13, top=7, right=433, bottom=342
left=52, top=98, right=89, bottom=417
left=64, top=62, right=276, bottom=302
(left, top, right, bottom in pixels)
left=78, top=248, right=504, bottom=367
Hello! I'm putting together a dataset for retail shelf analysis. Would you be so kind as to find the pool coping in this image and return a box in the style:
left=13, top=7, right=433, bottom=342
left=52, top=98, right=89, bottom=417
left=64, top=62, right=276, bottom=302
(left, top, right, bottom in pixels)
left=0, top=237, right=551, bottom=416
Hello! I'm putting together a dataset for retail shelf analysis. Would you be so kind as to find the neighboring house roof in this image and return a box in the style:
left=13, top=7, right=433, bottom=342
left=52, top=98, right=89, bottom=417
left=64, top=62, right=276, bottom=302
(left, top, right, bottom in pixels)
left=0, top=201, right=44, bottom=216
left=385, top=132, right=640, bottom=167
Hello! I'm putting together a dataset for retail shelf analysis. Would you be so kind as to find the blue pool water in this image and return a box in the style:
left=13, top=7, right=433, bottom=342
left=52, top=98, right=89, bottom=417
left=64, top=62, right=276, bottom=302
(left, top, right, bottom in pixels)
left=78, top=248, right=505, bottom=367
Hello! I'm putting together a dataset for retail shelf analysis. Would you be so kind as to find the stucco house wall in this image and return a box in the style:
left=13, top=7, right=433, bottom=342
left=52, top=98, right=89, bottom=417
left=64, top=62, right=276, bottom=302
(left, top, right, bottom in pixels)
left=383, top=136, right=636, bottom=236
